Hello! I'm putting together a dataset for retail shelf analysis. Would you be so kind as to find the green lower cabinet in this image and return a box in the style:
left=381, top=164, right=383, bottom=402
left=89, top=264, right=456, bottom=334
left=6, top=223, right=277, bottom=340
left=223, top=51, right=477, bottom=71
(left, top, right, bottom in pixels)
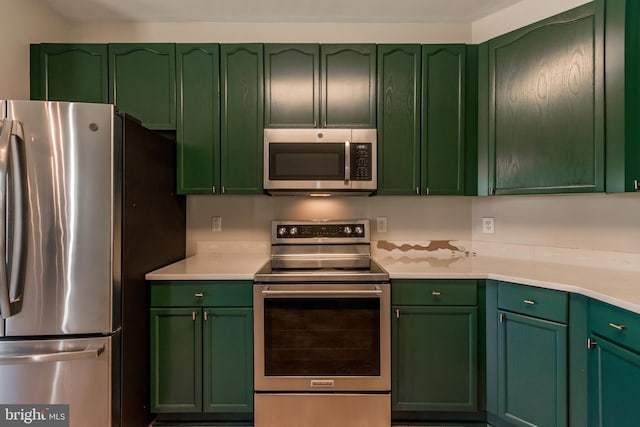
left=150, top=306, right=253, bottom=415
left=392, top=305, right=478, bottom=412
left=497, top=310, right=567, bottom=427
left=587, top=335, right=640, bottom=427
left=150, top=308, right=203, bottom=413
left=203, top=308, right=253, bottom=413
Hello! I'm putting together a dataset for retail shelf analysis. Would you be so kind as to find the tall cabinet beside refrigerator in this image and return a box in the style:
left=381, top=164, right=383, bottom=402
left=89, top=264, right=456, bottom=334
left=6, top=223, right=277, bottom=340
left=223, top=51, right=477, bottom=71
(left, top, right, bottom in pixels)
left=0, top=100, right=186, bottom=427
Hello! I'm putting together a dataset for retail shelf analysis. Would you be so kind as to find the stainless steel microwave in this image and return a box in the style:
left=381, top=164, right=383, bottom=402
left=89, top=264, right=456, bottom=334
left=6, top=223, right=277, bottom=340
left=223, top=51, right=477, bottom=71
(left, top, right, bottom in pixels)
left=263, top=128, right=377, bottom=196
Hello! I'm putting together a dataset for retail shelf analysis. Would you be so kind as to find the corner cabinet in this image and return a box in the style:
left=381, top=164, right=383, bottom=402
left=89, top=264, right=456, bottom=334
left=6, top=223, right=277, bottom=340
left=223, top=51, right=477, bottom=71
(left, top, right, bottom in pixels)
left=149, top=281, right=253, bottom=418
left=108, top=43, right=177, bottom=130
left=30, top=43, right=108, bottom=103
left=587, top=299, right=640, bottom=426
left=604, top=0, right=640, bottom=192
left=392, top=280, right=479, bottom=417
left=377, top=44, right=474, bottom=196
left=264, top=44, right=376, bottom=128
left=495, top=282, right=568, bottom=427
left=220, top=44, right=264, bottom=194
left=483, top=2, right=605, bottom=195
left=176, top=44, right=220, bottom=195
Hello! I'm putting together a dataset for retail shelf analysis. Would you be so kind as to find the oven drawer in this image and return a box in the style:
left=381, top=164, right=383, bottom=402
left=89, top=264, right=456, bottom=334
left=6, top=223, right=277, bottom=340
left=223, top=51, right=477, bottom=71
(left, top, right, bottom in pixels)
left=392, top=280, right=477, bottom=306
left=498, top=282, right=568, bottom=323
left=150, top=281, right=253, bottom=307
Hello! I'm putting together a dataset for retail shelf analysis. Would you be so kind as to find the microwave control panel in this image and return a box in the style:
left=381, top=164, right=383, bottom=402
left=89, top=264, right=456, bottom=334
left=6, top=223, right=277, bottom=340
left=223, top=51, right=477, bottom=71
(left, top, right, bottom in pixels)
left=350, top=143, right=372, bottom=181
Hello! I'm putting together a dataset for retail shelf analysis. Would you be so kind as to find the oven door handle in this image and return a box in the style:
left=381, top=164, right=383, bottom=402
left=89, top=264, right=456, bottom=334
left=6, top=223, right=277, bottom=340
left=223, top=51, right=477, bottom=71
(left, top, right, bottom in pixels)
left=261, top=288, right=382, bottom=297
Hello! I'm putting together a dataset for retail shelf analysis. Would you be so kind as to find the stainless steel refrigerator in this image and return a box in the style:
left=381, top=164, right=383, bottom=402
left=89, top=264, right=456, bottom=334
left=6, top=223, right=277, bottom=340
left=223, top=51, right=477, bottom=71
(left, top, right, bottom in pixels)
left=0, top=100, right=185, bottom=427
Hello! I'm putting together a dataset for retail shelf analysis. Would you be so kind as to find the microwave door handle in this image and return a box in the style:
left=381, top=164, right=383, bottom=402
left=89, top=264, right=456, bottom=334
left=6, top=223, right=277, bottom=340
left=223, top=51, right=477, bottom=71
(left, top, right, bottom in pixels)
left=344, top=141, right=350, bottom=183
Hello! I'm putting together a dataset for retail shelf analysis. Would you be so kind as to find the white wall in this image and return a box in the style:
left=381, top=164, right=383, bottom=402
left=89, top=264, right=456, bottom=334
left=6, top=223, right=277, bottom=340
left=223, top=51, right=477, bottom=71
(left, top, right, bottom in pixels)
left=471, top=0, right=592, bottom=43
left=73, top=21, right=469, bottom=44
left=0, top=0, right=70, bottom=99
left=186, top=195, right=472, bottom=256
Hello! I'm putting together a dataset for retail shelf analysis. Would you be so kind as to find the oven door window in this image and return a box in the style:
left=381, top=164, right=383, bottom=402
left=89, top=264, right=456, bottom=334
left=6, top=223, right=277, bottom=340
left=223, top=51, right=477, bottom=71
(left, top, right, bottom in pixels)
left=268, top=143, right=345, bottom=181
left=264, top=297, right=380, bottom=376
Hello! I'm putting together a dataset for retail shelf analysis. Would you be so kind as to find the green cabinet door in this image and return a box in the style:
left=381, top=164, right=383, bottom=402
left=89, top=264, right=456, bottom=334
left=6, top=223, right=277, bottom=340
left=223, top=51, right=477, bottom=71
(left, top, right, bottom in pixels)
left=109, top=43, right=176, bottom=129
left=604, top=0, right=640, bottom=192
left=33, top=44, right=108, bottom=103
left=588, top=335, right=640, bottom=427
left=203, top=308, right=253, bottom=413
left=487, top=2, right=604, bottom=194
left=497, top=310, right=567, bottom=427
left=377, top=44, right=421, bottom=195
left=392, top=305, right=478, bottom=412
left=176, top=44, right=220, bottom=194
left=422, top=45, right=466, bottom=195
left=321, top=44, right=376, bottom=128
left=220, top=44, right=264, bottom=194
left=264, top=44, right=319, bottom=128
left=150, top=308, right=203, bottom=413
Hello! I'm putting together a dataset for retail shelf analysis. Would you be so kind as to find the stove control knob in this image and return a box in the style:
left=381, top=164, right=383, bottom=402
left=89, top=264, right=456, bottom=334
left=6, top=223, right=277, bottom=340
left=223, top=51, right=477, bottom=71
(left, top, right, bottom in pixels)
left=277, top=226, right=288, bottom=237
left=289, top=227, right=298, bottom=236
left=343, top=226, right=352, bottom=235
left=354, top=226, right=364, bottom=235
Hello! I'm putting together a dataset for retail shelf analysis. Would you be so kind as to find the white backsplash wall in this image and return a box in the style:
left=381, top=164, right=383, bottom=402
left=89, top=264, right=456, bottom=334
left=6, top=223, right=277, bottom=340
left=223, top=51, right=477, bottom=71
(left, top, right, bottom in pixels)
left=186, top=195, right=472, bottom=256
left=471, top=193, right=640, bottom=254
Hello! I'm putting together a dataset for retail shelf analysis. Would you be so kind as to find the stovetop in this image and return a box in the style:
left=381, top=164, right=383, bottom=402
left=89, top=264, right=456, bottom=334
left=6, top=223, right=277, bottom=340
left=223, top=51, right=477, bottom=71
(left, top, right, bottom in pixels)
left=254, top=219, right=389, bottom=283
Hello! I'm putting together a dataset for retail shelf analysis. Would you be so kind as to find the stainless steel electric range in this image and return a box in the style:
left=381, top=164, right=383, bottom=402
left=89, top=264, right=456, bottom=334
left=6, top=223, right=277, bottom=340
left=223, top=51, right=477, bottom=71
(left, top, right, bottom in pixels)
left=253, top=219, right=391, bottom=427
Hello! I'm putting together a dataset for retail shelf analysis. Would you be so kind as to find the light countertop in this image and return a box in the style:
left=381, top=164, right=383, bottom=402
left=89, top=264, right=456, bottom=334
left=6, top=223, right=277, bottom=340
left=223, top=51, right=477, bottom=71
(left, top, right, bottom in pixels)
left=146, top=249, right=640, bottom=314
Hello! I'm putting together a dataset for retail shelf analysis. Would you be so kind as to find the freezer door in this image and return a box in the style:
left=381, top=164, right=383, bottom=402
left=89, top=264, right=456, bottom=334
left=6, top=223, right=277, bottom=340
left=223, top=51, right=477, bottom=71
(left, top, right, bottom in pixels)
left=4, top=101, right=116, bottom=336
left=0, top=336, right=112, bottom=427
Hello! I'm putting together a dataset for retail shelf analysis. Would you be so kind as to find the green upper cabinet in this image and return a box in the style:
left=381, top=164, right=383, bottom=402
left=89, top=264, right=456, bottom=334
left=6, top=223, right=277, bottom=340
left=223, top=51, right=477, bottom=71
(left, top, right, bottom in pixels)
left=604, top=0, right=640, bottom=192
left=377, top=44, right=421, bottom=195
left=484, top=2, right=604, bottom=195
left=220, top=44, right=264, bottom=194
left=321, top=44, right=376, bottom=128
left=264, top=44, right=319, bottom=128
left=109, top=43, right=176, bottom=130
left=377, top=44, right=473, bottom=196
left=422, top=44, right=466, bottom=195
left=31, top=44, right=108, bottom=103
left=176, top=44, right=220, bottom=195
left=264, top=44, right=375, bottom=128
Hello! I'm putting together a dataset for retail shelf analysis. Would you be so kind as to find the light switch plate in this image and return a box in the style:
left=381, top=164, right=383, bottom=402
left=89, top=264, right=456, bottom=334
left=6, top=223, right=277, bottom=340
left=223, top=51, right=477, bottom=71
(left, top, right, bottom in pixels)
left=376, top=217, right=388, bottom=233
left=211, top=216, right=222, bottom=232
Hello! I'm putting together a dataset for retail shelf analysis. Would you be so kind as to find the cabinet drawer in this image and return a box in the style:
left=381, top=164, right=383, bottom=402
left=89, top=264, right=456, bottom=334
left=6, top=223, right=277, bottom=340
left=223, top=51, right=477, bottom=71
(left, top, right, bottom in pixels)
left=589, top=299, right=640, bottom=354
left=392, top=280, right=477, bottom=306
left=498, top=282, right=568, bottom=323
left=150, top=281, right=253, bottom=307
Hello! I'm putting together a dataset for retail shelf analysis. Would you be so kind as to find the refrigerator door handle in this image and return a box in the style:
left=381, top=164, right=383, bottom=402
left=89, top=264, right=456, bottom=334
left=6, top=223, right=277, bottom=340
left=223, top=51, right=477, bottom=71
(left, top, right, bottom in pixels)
left=0, top=119, right=13, bottom=318
left=7, top=121, right=25, bottom=314
left=0, top=344, right=105, bottom=365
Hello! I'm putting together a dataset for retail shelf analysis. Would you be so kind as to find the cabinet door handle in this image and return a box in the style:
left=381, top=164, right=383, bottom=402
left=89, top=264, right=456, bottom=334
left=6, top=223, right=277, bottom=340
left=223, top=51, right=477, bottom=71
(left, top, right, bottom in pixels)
left=587, top=338, right=598, bottom=349
left=523, top=299, right=536, bottom=305
left=425, top=187, right=430, bottom=196
left=212, top=186, right=216, bottom=194
left=416, top=187, right=419, bottom=195
left=609, top=322, right=626, bottom=331
left=195, top=292, right=204, bottom=297
left=204, top=311, right=209, bottom=321
left=192, top=311, right=197, bottom=321
left=395, top=309, right=400, bottom=319
left=431, top=290, right=441, bottom=296
left=634, top=179, right=639, bottom=191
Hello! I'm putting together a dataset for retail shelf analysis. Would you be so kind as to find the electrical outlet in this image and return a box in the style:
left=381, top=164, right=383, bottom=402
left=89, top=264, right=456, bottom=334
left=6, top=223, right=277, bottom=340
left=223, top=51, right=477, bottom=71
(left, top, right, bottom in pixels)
left=376, top=217, right=388, bottom=233
left=211, top=216, right=222, bottom=232
left=481, top=217, right=495, bottom=234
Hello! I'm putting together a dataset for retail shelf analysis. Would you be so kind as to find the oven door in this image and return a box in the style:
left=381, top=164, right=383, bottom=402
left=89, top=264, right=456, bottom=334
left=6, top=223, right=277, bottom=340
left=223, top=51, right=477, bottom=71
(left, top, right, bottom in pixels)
left=254, top=282, right=390, bottom=392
